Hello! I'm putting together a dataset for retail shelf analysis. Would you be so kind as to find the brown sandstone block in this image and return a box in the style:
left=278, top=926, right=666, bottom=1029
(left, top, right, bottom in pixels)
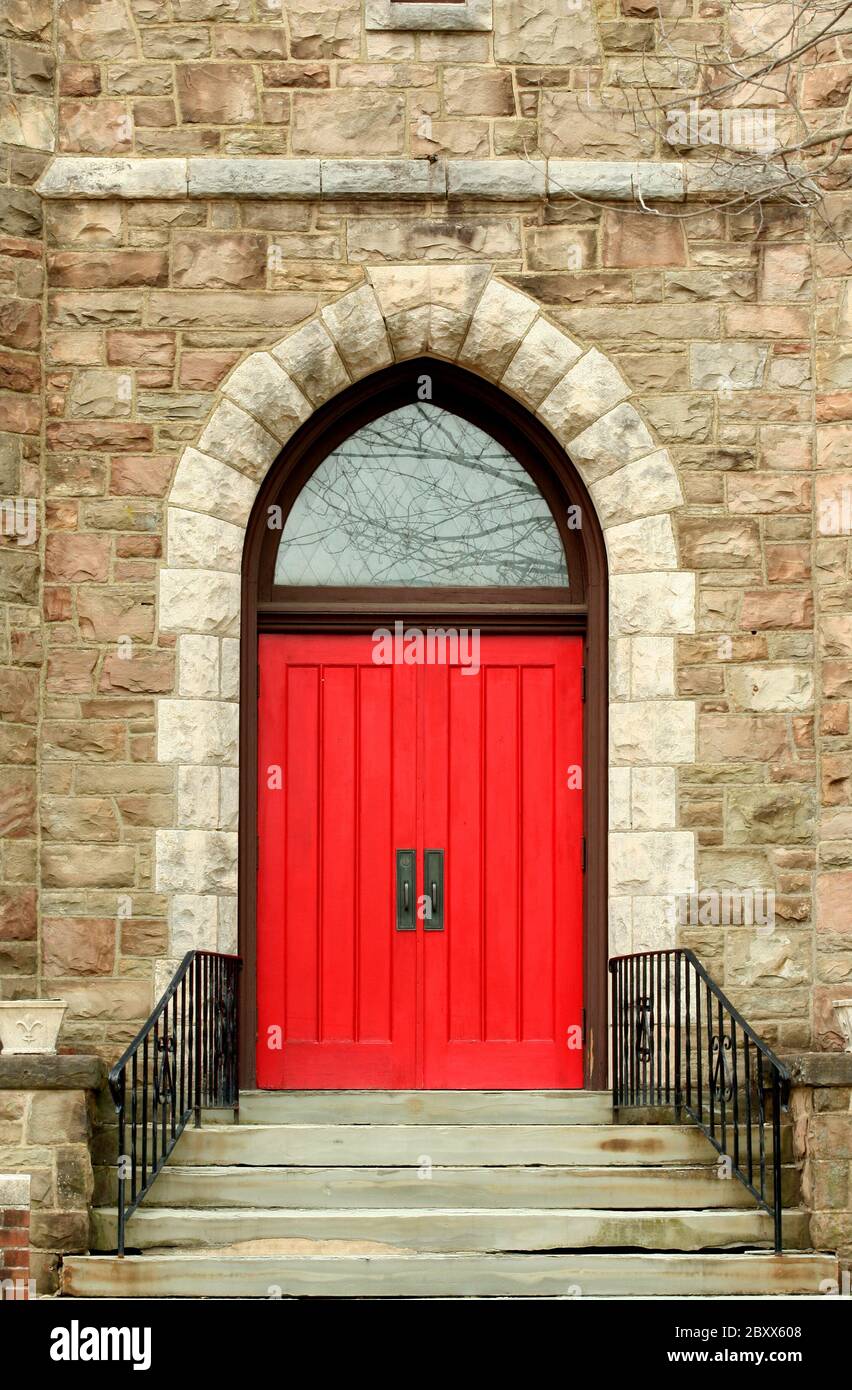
left=42, top=918, right=116, bottom=976
left=176, top=62, right=258, bottom=123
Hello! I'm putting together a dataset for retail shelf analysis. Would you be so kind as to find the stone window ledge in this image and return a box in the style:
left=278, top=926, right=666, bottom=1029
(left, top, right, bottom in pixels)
left=366, top=0, right=492, bottom=31
left=36, top=156, right=790, bottom=204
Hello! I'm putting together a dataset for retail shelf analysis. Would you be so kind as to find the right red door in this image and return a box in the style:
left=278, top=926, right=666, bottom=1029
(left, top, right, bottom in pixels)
left=421, top=636, right=584, bottom=1088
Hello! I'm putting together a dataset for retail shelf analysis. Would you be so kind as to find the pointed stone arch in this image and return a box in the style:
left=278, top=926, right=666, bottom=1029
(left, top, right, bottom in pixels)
left=154, top=268, right=697, bottom=997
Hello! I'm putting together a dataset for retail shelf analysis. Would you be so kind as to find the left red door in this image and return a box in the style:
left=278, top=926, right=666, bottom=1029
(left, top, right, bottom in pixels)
left=256, top=634, right=418, bottom=1087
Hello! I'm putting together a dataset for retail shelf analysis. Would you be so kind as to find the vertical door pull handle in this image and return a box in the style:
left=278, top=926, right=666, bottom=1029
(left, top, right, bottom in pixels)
left=396, top=850, right=415, bottom=932
left=424, top=850, right=444, bottom=932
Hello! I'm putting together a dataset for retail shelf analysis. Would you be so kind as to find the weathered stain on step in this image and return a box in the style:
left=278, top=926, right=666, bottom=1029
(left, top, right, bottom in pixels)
left=147, top=1237, right=416, bottom=1257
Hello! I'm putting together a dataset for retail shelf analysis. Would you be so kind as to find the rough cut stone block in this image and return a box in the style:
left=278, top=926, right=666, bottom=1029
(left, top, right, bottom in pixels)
left=223, top=353, right=311, bottom=443
left=458, top=280, right=538, bottom=379
left=611, top=572, right=696, bottom=636
left=447, top=159, right=546, bottom=199
left=177, top=635, right=220, bottom=699
left=157, top=698, right=238, bottom=766
left=321, top=159, right=446, bottom=198
left=368, top=265, right=489, bottom=318
left=629, top=635, right=675, bottom=700
left=690, top=342, right=769, bottom=391
left=568, top=404, right=655, bottom=484
left=177, top=765, right=219, bottom=829
left=606, top=514, right=678, bottom=573
left=631, top=767, right=677, bottom=831
left=366, top=0, right=492, bottom=30
left=609, top=831, right=695, bottom=896
left=170, top=893, right=218, bottom=953
left=592, top=449, right=682, bottom=528
left=168, top=449, right=258, bottom=527
left=155, top=829, right=237, bottom=894
left=632, top=896, right=677, bottom=950
left=159, top=568, right=241, bottom=637
left=539, top=349, right=631, bottom=441
left=321, top=284, right=392, bottom=379
left=384, top=305, right=470, bottom=362
left=272, top=319, right=350, bottom=407
left=611, top=700, right=696, bottom=765
left=501, top=316, right=582, bottom=408
left=494, top=0, right=598, bottom=64
left=167, top=507, right=245, bottom=573
left=198, top=400, right=281, bottom=482
left=727, top=664, right=814, bottom=713
left=548, top=160, right=685, bottom=202
left=37, top=156, right=187, bottom=199
left=187, top=158, right=320, bottom=198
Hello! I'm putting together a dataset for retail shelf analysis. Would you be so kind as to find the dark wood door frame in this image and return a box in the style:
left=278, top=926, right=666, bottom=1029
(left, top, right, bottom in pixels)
left=238, top=359, right=609, bottom=1089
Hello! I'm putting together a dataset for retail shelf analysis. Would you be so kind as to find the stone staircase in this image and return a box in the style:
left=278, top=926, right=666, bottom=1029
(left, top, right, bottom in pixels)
left=63, top=1090, right=837, bottom=1298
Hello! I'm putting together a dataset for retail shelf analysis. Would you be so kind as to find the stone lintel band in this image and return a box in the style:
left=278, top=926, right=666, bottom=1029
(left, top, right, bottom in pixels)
left=35, top=156, right=796, bottom=204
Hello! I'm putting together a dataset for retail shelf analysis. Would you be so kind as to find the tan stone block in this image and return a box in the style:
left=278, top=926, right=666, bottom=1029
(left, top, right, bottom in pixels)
left=198, top=399, right=280, bottom=481
left=44, top=534, right=109, bottom=583
left=46, top=200, right=123, bottom=247
left=0, top=769, right=36, bottom=838
left=76, top=587, right=155, bottom=643
left=287, top=0, right=359, bottom=60
left=176, top=63, right=257, bottom=124
left=222, top=352, right=311, bottom=443
left=146, top=291, right=315, bottom=331
left=817, top=872, right=852, bottom=932
left=99, top=652, right=174, bottom=693
left=699, top=714, right=788, bottom=763
left=821, top=615, right=852, bottom=658
left=727, top=787, right=815, bottom=845
left=41, top=844, right=135, bottom=888
left=42, top=918, right=116, bottom=976
left=540, top=95, right=655, bottom=158
left=172, top=233, right=267, bottom=290
left=740, top=590, right=813, bottom=631
left=501, top=315, right=582, bottom=409
left=444, top=67, right=514, bottom=116
left=727, top=474, right=811, bottom=514
left=179, top=350, right=240, bottom=391
left=602, top=209, right=686, bottom=268
left=494, top=0, right=598, bottom=63
left=678, top=517, right=760, bottom=570
left=458, top=280, right=538, bottom=379
left=111, top=455, right=173, bottom=496
left=58, top=98, right=132, bottom=154
left=539, top=349, right=631, bottom=442
left=293, top=92, right=404, bottom=155
left=58, top=0, right=139, bottom=60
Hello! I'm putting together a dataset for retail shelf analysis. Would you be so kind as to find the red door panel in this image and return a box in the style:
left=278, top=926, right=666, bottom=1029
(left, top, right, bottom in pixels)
left=256, top=633, right=583, bottom=1089
left=422, top=637, right=584, bottom=1088
left=257, top=634, right=417, bottom=1087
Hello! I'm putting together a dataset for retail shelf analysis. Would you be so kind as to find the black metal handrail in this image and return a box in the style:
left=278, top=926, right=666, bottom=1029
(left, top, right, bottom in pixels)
left=609, top=949, right=790, bottom=1253
left=108, top=950, right=241, bottom=1256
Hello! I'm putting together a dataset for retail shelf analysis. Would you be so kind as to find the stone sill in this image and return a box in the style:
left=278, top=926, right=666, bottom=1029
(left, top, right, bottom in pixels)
left=782, top=1053, right=852, bottom=1087
left=35, top=156, right=795, bottom=204
left=0, top=1054, right=106, bottom=1091
left=366, top=0, right=492, bottom=30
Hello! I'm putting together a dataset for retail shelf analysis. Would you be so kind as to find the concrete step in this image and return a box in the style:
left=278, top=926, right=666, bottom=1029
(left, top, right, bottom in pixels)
left=227, top=1090, right=616, bottom=1126
left=170, top=1123, right=791, bottom=1169
left=97, top=1161, right=797, bottom=1210
left=91, top=1204, right=809, bottom=1254
left=62, top=1250, right=837, bottom=1299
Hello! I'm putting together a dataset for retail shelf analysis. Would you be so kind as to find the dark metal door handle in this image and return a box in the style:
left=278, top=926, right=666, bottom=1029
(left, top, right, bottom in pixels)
left=396, top=850, right=415, bottom=932
left=424, top=850, right=444, bottom=932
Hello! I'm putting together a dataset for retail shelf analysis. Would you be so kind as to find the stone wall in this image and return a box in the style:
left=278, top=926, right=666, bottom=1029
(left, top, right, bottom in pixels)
left=0, top=1, right=53, bottom=1008
left=0, top=0, right=848, bottom=1070
left=787, top=1054, right=852, bottom=1265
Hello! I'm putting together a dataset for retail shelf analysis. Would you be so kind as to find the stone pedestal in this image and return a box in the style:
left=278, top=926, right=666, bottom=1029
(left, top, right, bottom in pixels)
left=0, top=1054, right=106, bottom=1294
left=784, top=1052, right=852, bottom=1264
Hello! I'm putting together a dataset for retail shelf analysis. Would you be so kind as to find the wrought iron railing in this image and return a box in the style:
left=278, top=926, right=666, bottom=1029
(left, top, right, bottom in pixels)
left=609, top=949, right=790, bottom=1253
left=108, top=950, right=241, bottom=1256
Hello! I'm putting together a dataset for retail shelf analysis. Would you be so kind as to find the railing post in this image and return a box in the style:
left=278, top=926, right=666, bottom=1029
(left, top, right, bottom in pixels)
left=115, top=1067, right=126, bottom=1257
left=673, top=950, right=682, bottom=1112
left=772, top=1070, right=783, bottom=1255
left=194, top=954, right=203, bottom=1128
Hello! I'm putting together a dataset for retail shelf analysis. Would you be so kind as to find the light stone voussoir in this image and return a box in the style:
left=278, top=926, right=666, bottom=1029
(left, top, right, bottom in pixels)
left=167, top=508, right=246, bottom=573
left=501, top=316, right=582, bottom=408
left=568, top=405, right=656, bottom=485
left=272, top=320, right=351, bottom=407
left=159, top=569, right=241, bottom=638
left=198, top=400, right=281, bottom=482
left=458, top=280, right=539, bottom=379
left=321, top=284, right=393, bottom=380
left=223, top=354, right=311, bottom=444
left=591, top=449, right=683, bottom=528
left=606, top=514, right=679, bottom=573
left=367, top=265, right=491, bottom=319
left=169, top=449, right=258, bottom=528
left=540, top=350, right=632, bottom=443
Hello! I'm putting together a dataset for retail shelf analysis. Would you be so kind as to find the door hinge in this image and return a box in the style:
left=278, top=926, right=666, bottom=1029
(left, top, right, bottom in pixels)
left=581, top=666, right=586, bottom=702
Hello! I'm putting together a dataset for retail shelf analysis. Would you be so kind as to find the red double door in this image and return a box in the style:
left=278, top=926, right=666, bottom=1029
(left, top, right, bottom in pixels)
left=256, top=633, right=584, bottom=1089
